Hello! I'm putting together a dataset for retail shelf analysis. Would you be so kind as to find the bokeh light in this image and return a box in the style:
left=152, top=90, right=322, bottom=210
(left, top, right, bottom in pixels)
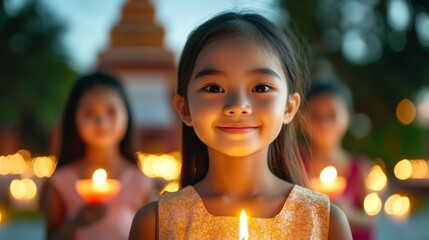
left=0, top=152, right=32, bottom=175
left=32, top=156, right=56, bottom=178
left=366, top=165, right=388, bottom=191
left=387, top=0, right=412, bottom=32
left=384, top=194, right=411, bottom=220
left=137, top=152, right=181, bottom=181
left=0, top=155, right=7, bottom=175
left=412, top=160, right=429, bottom=178
left=394, top=159, right=413, bottom=180
left=394, top=159, right=429, bottom=180
left=10, top=178, right=38, bottom=200
left=415, top=12, right=429, bottom=48
left=364, top=192, right=382, bottom=216
left=342, top=30, right=367, bottom=64
left=415, top=87, right=429, bottom=127
left=396, top=98, right=416, bottom=125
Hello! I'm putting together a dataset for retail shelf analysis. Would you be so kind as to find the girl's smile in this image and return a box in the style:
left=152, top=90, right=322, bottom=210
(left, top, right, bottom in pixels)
left=216, top=124, right=260, bottom=134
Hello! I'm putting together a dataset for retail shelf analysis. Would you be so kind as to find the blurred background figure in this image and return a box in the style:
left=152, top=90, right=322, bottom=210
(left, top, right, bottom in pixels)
left=39, top=72, right=156, bottom=240
left=300, top=77, right=375, bottom=240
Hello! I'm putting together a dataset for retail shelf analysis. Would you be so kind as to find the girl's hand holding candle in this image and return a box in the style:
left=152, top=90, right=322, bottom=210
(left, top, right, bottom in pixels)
left=76, top=169, right=121, bottom=204
left=310, top=166, right=346, bottom=199
left=239, top=209, right=248, bottom=240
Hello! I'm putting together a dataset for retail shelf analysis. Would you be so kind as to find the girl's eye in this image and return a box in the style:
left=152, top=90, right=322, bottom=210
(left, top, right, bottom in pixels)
left=203, top=85, right=224, bottom=93
left=252, top=85, right=270, bottom=93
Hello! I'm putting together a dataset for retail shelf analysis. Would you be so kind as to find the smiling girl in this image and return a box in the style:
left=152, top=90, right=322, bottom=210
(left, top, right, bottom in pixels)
left=129, top=12, right=352, bottom=240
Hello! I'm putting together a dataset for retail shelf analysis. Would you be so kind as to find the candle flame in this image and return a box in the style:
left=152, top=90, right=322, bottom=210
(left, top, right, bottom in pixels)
left=239, top=209, right=248, bottom=240
left=320, top=166, right=337, bottom=184
left=92, top=169, right=107, bottom=185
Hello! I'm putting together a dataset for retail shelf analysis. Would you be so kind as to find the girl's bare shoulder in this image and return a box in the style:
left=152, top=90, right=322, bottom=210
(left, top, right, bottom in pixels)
left=328, top=203, right=352, bottom=240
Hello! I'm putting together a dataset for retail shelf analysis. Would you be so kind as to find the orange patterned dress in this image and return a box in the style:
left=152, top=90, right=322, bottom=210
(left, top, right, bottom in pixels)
left=159, top=185, right=330, bottom=239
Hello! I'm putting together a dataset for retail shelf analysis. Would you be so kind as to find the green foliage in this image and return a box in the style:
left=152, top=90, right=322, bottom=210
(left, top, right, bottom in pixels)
left=282, top=0, right=429, bottom=165
left=0, top=0, right=77, bottom=154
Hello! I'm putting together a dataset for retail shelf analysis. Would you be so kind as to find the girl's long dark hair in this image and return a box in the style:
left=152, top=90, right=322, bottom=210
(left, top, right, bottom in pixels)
left=56, top=71, right=136, bottom=167
left=177, top=11, right=310, bottom=188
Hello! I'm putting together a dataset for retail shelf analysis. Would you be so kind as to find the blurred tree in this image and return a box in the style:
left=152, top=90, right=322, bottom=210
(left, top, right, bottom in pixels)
left=281, top=0, right=429, bottom=168
left=0, top=0, right=77, bottom=155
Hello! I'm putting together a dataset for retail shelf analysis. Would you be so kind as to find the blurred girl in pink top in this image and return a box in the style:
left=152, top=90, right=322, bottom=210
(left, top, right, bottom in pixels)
left=301, top=77, right=375, bottom=240
left=40, top=72, right=155, bottom=240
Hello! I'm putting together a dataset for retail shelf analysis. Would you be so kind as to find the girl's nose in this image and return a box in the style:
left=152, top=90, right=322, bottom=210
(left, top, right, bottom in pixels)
left=223, top=92, right=252, bottom=116
left=95, top=115, right=108, bottom=124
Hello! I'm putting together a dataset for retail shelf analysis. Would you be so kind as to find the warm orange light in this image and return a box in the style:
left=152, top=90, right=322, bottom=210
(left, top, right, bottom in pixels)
left=33, top=156, right=56, bottom=178
left=310, top=166, right=346, bottom=199
left=394, top=159, right=413, bottom=180
left=160, top=181, right=180, bottom=194
left=239, top=209, right=248, bottom=240
left=363, top=192, right=382, bottom=216
left=410, top=159, right=429, bottom=179
left=384, top=194, right=410, bottom=220
left=0, top=155, right=6, bottom=175
left=1, top=151, right=31, bottom=175
left=9, top=153, right=27, bottom=174
left=9, top=178, right=37, bottom=200
left=137, top=152, right=181, bottom=181
left=75, top=169, right=121, bottom=204
left=396, top=98, right=416, bottom=125
left=366, top=165, right=387, bottom=191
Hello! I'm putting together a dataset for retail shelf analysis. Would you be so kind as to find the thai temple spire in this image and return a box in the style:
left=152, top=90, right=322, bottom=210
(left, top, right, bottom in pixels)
left=98, top=0, right=175, bottom=72
left=98, top=0, right=179, bottom=153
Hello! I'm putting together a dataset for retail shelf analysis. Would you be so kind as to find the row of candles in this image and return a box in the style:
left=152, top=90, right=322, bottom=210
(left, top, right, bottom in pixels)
left=1, top=150, right=429, bottom=237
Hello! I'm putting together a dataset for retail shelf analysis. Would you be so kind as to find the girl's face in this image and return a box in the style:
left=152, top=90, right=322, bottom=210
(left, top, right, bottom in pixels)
left=304, top=93, right=350, bottom=148
left=175, top=35, right=300, bottom=157
left=75, top=86, right=128, bottom=150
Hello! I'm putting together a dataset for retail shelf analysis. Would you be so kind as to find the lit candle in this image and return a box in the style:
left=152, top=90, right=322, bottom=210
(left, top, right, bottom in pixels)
left=239, top=209, right=248, bottom=240
left=75, top=169, right=121, bottom=204
left=310, top=166, right=346, bottom=199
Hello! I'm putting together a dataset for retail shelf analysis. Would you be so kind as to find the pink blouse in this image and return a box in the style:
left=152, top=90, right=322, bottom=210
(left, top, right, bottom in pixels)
left=50, top=165, right=153, bottom=240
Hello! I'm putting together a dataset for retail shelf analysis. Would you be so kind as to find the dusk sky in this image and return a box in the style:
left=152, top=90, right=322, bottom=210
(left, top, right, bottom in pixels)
left=6, top=0, right=281, bottom=72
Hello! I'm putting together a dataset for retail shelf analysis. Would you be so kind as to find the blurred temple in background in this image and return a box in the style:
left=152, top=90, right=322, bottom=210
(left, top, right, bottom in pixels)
left=97, top=0, right=180, bottom=155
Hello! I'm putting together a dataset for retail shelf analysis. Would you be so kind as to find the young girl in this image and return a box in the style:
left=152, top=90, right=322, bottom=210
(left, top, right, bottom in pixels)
left=301, top=78, right=374, bottom=240
left=40, top=72, right=155, bottom=240
left=130, top=12, right=352, bottom=239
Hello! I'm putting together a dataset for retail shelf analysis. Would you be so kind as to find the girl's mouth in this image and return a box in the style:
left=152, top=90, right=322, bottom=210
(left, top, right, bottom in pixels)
left=217, top=126, right=259, bottom=134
